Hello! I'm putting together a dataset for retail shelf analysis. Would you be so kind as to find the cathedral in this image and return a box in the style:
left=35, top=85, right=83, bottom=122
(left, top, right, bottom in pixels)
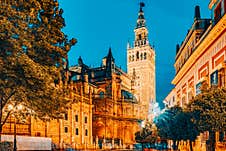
left=70, top=48, right=142, bottom=148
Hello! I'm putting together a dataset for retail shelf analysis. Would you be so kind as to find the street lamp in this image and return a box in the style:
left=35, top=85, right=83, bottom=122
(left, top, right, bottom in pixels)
left=8, top=104, right=23, bottom=151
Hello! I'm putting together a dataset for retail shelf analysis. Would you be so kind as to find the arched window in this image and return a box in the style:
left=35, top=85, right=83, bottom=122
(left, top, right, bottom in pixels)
left=132, top=55, right=134, bottom=61
left=99, top=91, right=104, bottom=99
left=138, top=34, right=142, bottom=40
left=140, top=53, right=143, bottom=60
left=136, top=51, right=139, bottom=60
left=71, top=76, right=77, bottom=81
left=144, top=52, right=147, bottom=59
left=129, top=55, right=132, bottom=62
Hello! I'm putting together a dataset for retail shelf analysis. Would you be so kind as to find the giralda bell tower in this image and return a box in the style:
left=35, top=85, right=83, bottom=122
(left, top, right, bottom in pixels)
left=127, top=2, right=156, bottom=119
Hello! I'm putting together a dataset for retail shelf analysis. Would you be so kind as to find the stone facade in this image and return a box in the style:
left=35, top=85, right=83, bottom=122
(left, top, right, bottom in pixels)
left=2, top=80, right=94, bottom=150
left=127, top=3, right=156, bottom=119
left=69, top=49, right=143, bottom=149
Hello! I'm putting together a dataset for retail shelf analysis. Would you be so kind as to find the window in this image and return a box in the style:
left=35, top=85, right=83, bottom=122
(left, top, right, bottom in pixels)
left=85, top=129, right=88, bottom=136
left=75, top=115, right=78, bottom=122
left=99, top=91, right=104, bottom=99
left=188, top=91, right=193, bottom=101
left=138, top=34, right=141, bottom=40
left=144, top=52, right=147, bottom=60
left=64, top=127, right=68, bottom=133
left=76, top=128, right=79, bottom=135
left=64, top=113, right=68, bottom=120
left=214, top=3, right=222, bottom=22
left=36, top=132, right=41, bottom=136
left=140, top=53, right=143, bottom=60
left=71, top=76, right=77, bottom=81
left=136, top=51, right=139, bottom=60
left=84, top=116, right=88, bottom=124
left=219, top=69, right=225, bottom=87
left=132, top=55, right=134, bottom=61
left=196, top=82, right=202, bottom=95
left=210, top=70, right=218, bottom=86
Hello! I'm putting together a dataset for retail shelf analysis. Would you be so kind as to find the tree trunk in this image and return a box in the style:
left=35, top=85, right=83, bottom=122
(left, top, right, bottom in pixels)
left=189, top=140, right=193, bottom=151
left=0, top=123, right=2, bottom=150
left=0, top=125, right=2, bottom=143
left=0, top=99, right=2, bottom=143
left=172, top=140, right=177, bottom=150
left=209, top=131, right=216, bottom=151
left=176, top=140, right=179, bottom=150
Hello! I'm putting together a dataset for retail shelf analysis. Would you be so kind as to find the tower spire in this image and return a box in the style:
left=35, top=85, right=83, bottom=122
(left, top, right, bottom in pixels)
left=134, top=2, right=149, bottom=47
left=136, top=2, right=146, bottom=28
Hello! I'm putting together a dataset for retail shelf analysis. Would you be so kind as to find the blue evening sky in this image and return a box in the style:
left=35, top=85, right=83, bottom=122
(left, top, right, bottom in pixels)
left=58, top=0, right=211, bottom=108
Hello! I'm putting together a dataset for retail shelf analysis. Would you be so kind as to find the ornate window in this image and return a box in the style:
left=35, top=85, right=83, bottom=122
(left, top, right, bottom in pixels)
left=64, top=127, right=68, bottom=133
left=136, top=51, right=139, bottom=60
left=64, top=113, right=68, bottom=120
left=85, top=129, right=88, bottom=136
left=76, top=128, right=79, bottom=135
left=75, top=114, right=78, bottom=122
left=181, top=96, right=186, bottom=107
left=99, top=91, right=104, bottom=99
left=138, top=34, right=142, bottom=40
left=144, top=52, right=147, bottom=60
left=84, top=116, right=88, bottom=124
left=140, top=53, right=143, bottom=60
left=132, top=55, right=134, bottom=61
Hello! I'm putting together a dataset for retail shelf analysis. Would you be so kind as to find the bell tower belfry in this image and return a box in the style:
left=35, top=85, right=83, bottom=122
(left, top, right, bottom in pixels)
left=127, top=2, right=156, bottom=119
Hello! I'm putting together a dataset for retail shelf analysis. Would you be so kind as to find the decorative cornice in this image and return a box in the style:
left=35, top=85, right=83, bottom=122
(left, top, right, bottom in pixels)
left=172, top=14, right=226, bottom=85
left=209, top=0, right=218, bottom=9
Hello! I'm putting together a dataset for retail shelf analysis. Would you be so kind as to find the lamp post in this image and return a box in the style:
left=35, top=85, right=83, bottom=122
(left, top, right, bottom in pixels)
left=13, top=117, right=16, bottom=151
left=8, top=104, right=23, bottom=151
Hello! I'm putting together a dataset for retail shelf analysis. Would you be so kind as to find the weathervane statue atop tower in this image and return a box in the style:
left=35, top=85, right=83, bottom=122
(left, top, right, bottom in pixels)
left=140, top=2, right=145, bottom=11
left=137, top=2, right=146, bottom=29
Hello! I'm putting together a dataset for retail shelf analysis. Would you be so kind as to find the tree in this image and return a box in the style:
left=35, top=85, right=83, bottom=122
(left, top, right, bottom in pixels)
left=155, top=106, right=181, bottom=150
left=0, top=0, right=76, bottom=140
left=155, top=106, right=199, bottom=151
left=174, top=110, right=199, bottom=151
left=135, top=121, right=158, bottom=149
left=187, top=84, right=226, bottom=151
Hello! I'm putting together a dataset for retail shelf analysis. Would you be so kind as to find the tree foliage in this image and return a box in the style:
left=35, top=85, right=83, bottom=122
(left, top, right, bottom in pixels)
left=0, top=0, right=76, bottom=135
left=155, top=106, right=199, bottom=151
left=187, top=84, right=226, bottom=151
left=187, top=85, right=226, bottom=132
left=135, top=121, right=158, bottom=147
left=155, top=106, right=182, bottom=140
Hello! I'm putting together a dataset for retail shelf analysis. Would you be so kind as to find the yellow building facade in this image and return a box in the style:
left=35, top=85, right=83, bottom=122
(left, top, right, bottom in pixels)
left=164, top=0, right=226, bottom=150
left=2, top=80, right=94, bottom=150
